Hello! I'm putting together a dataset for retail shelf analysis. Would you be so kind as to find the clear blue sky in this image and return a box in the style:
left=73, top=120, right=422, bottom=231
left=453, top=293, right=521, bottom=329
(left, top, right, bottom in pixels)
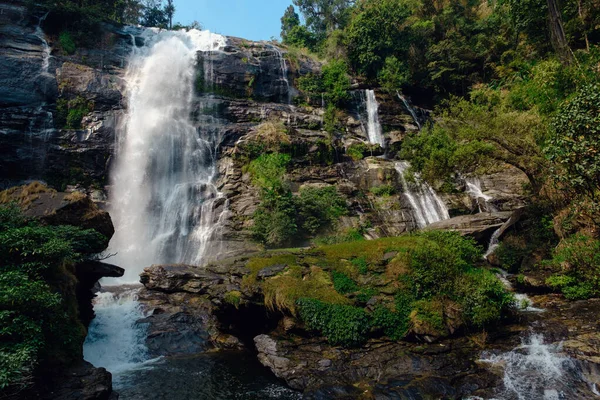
left=173, top=0, right=292, bottom=41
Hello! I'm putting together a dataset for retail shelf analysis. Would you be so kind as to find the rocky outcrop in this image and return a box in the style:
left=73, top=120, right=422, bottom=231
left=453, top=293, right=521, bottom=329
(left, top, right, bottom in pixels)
left=426, top=211, right=513, bottom=244
left=40, top=361, right=116, bottom=400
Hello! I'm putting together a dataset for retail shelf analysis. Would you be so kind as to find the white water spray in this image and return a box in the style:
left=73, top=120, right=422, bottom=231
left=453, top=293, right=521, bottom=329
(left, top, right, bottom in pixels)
left=365, top=89, right=385, bottom=147
left=108, top=29, right=227, bottom=282
left=480, top=334, right=591, bottom=399
left=395, top=161, right=450, bottom=228
left=83, top=289, right=153, bottom=377
left=396, top=91, right=421, bottom=130
left=465, top=177, right=497, bottom=213
left=34, top=12, right=51, bottom=74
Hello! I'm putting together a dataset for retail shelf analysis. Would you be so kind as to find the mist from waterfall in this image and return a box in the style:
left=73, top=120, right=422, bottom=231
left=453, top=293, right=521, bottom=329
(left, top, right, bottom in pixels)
left=365, top=89, right=385, bottom=147
left=108, top=29, right=227, bottom=283
left=395, top=161, right=450, bottom=228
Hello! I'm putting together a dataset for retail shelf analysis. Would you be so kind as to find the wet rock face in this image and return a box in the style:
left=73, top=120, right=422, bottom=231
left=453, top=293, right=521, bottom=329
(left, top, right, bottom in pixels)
left=40, top=361, right=116, bottom=400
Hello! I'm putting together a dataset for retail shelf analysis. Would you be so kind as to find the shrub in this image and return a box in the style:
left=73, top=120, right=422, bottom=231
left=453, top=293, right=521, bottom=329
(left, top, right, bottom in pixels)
left=247, top=153, right=291, bottom=191
left=59, top=31, right=76, bottom=55
left=0, top=205, right=106, bottom=392
left=252, top=191, right=297, bottom=247
left=544, top=234, right=600, bottom=299
left=351, top=256, right=369, bottom=274
left=331, top=271, right=358, bottom=294
left=370, top=185, right=396, bottom=197
left=296, top=186, right=347, bottom=235
left=297, top=298, right=371, bottom=347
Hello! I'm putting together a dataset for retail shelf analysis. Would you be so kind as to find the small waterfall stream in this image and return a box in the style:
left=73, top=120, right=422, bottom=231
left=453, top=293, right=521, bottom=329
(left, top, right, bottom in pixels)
left=395, top=161, right=450, bottom=228
left=396, top=91, right=421, bottom=130
left=479, top=334, right=597, bottom=399
left=365, top=89, right=385, bottom=147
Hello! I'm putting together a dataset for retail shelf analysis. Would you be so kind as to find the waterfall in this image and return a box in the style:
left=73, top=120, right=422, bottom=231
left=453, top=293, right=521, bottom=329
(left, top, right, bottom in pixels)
left=83, top=289, right=152, bottom=378
left=108, top=28, right=227, bottom=283
left=480, top=334, right=594, bottom=399
left=395, top=161, right=450, bottom=228
left=34, top=11, right=51, bottom=75
left=85, top=28, right=228, bottom=383
left=270, top=45, right=290, bottom=103
left=396, top=91, right=421, bottom=130
left=465, top=177, right=497, bottom=213
left=365, top=89, right=385, bottom=147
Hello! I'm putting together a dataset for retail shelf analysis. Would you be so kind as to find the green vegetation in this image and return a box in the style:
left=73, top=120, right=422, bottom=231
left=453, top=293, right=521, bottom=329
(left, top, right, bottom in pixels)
left=248, top=152, right=348, bottom=247
left=56, top=96, right=93, bottom=129
left=544, top=235, right=600, bottom=299
left=370, top=185, right=395, bottom=197
left=0, top=204, right=106, bottom=394
left=246, top=231, right=513, bottom=347
left=58, top=31, right=76, bottom=54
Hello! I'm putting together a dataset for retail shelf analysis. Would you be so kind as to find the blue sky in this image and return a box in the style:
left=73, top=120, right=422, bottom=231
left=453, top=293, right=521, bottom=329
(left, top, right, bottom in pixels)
left=173, top=0, right=292, bottom=41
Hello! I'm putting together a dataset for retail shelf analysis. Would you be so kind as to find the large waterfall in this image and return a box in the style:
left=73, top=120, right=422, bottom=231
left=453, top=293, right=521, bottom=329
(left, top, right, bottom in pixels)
left=85, top=28, right=228, bottom=383
left=108, top=29, right=227, bottom=282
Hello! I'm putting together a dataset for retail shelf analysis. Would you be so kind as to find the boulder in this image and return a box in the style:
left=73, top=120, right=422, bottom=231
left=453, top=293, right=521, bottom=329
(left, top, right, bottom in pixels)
left=140, top=264, right=224, bottom=294
left=41, top=361, right=116, bottom=400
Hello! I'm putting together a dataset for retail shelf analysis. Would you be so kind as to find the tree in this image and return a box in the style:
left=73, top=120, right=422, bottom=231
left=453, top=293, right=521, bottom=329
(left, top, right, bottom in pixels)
left=547, top=0, right=573, bottom=64
left=293, top=0, right=355, bottom=40
left=164, top=0, right=175, bottom=30
left=545, top=84, right=600, bottom=198
left=141, top=0, right=168, bottom=28
left=281, top=5, right=300, bottom=40
left=401, top=86, right=548, bottom=193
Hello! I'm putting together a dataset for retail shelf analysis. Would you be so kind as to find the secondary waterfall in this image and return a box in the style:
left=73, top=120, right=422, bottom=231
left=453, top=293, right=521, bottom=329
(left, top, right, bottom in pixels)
left=396, top=91, right=421, bottom=130
left=108, top=28, right=227, bottom=282
left=395, top=161, right=450, bottom=228
left=365, top=89, right=385, bottom=147
left=465, top=176, right=497, bottom=213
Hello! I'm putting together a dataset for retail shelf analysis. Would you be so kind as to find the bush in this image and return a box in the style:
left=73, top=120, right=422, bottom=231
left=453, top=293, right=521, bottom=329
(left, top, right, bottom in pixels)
left=370, top=185, right=396, bottom=197
left=0, top=205, right=106, bottom=393
left=247, top=153, right=291, bottom=191
left=544, top=234, right=600, bottom=299
left=297, top=298, right=371, bottom=347
left=296, top=186, right=347, bottom=235
left=59, top=31, right=76, bottom=55
left=331, top=271, right=358, bottom=294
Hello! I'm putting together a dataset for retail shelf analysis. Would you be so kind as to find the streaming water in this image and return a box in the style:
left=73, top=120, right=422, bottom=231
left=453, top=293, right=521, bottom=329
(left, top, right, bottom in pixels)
left=107, top=28, right=228, bottom=282
left=82, top=29, right=298, bottom=398
left=480, top=334, right=596, bottom=399
left=365, top=89, right=385, bottom=147
left=396, top=91, right=421, bottom=130
left=465, top=176, right=498, bottom=213
left=270, top=45, right=291, bottom=103
left=34, top=11, right=51, bottom=75
left=395, top=161, right=450, bottom=228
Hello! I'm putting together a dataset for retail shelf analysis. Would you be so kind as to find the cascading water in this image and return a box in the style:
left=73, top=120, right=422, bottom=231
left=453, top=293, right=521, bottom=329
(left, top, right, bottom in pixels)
left=465, top=176, right=497, bottom=213
left=365, top=89, right=385, bottom=147
left=34, top=11, right=51, bottom=75
left=270, top=45, right=291, bottom=103
left=396, top=91, right=421, bottom=130
left=395, top=161, right=450, bottom=228
left=108, top=28, right=228, bottom=282
left=84, top=28, right=229, bottom=386
left=479, top=334, right=597, bottom=399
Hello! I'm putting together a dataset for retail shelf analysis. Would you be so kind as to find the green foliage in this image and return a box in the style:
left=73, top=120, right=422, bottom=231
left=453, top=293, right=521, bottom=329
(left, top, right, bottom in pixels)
left=370, top=185, right=395, bottom=197
left=297, top=298, right=371, bottom=347
left=58, top=31, right=76, bottom=54
left=321, top=59, right=351, bottom=106
left=378, top=56, right=410, bottom=92
left=248, top=153, right=291, bottom=191
left=456, top=269, right=515, bottom=327
left=293, top=0, right=354, bottom=43
left=0, top=205, right=105, bottom=392
left=249, top=154, right=347, bottom=247
left=296, top=186, right=347, bottom=235
left=545, top=84, right=600, bottom=198
left=544, top=234, right=600, bottom=299
left=351, top=256, right=369, bottom=274
left=331, top=271, right=358, bottom=294
left=346, top=143, right=371, bottom=161
left=372, top=304, right=409, bottom=340
left=56, top=96, right=93, bottom=130
left=400, top=89, right=547, bottom=192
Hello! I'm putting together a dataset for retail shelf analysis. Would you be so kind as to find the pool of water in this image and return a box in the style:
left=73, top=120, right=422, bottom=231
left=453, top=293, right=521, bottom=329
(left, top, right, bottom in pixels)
left=114, top=352, right=302, bottom=400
